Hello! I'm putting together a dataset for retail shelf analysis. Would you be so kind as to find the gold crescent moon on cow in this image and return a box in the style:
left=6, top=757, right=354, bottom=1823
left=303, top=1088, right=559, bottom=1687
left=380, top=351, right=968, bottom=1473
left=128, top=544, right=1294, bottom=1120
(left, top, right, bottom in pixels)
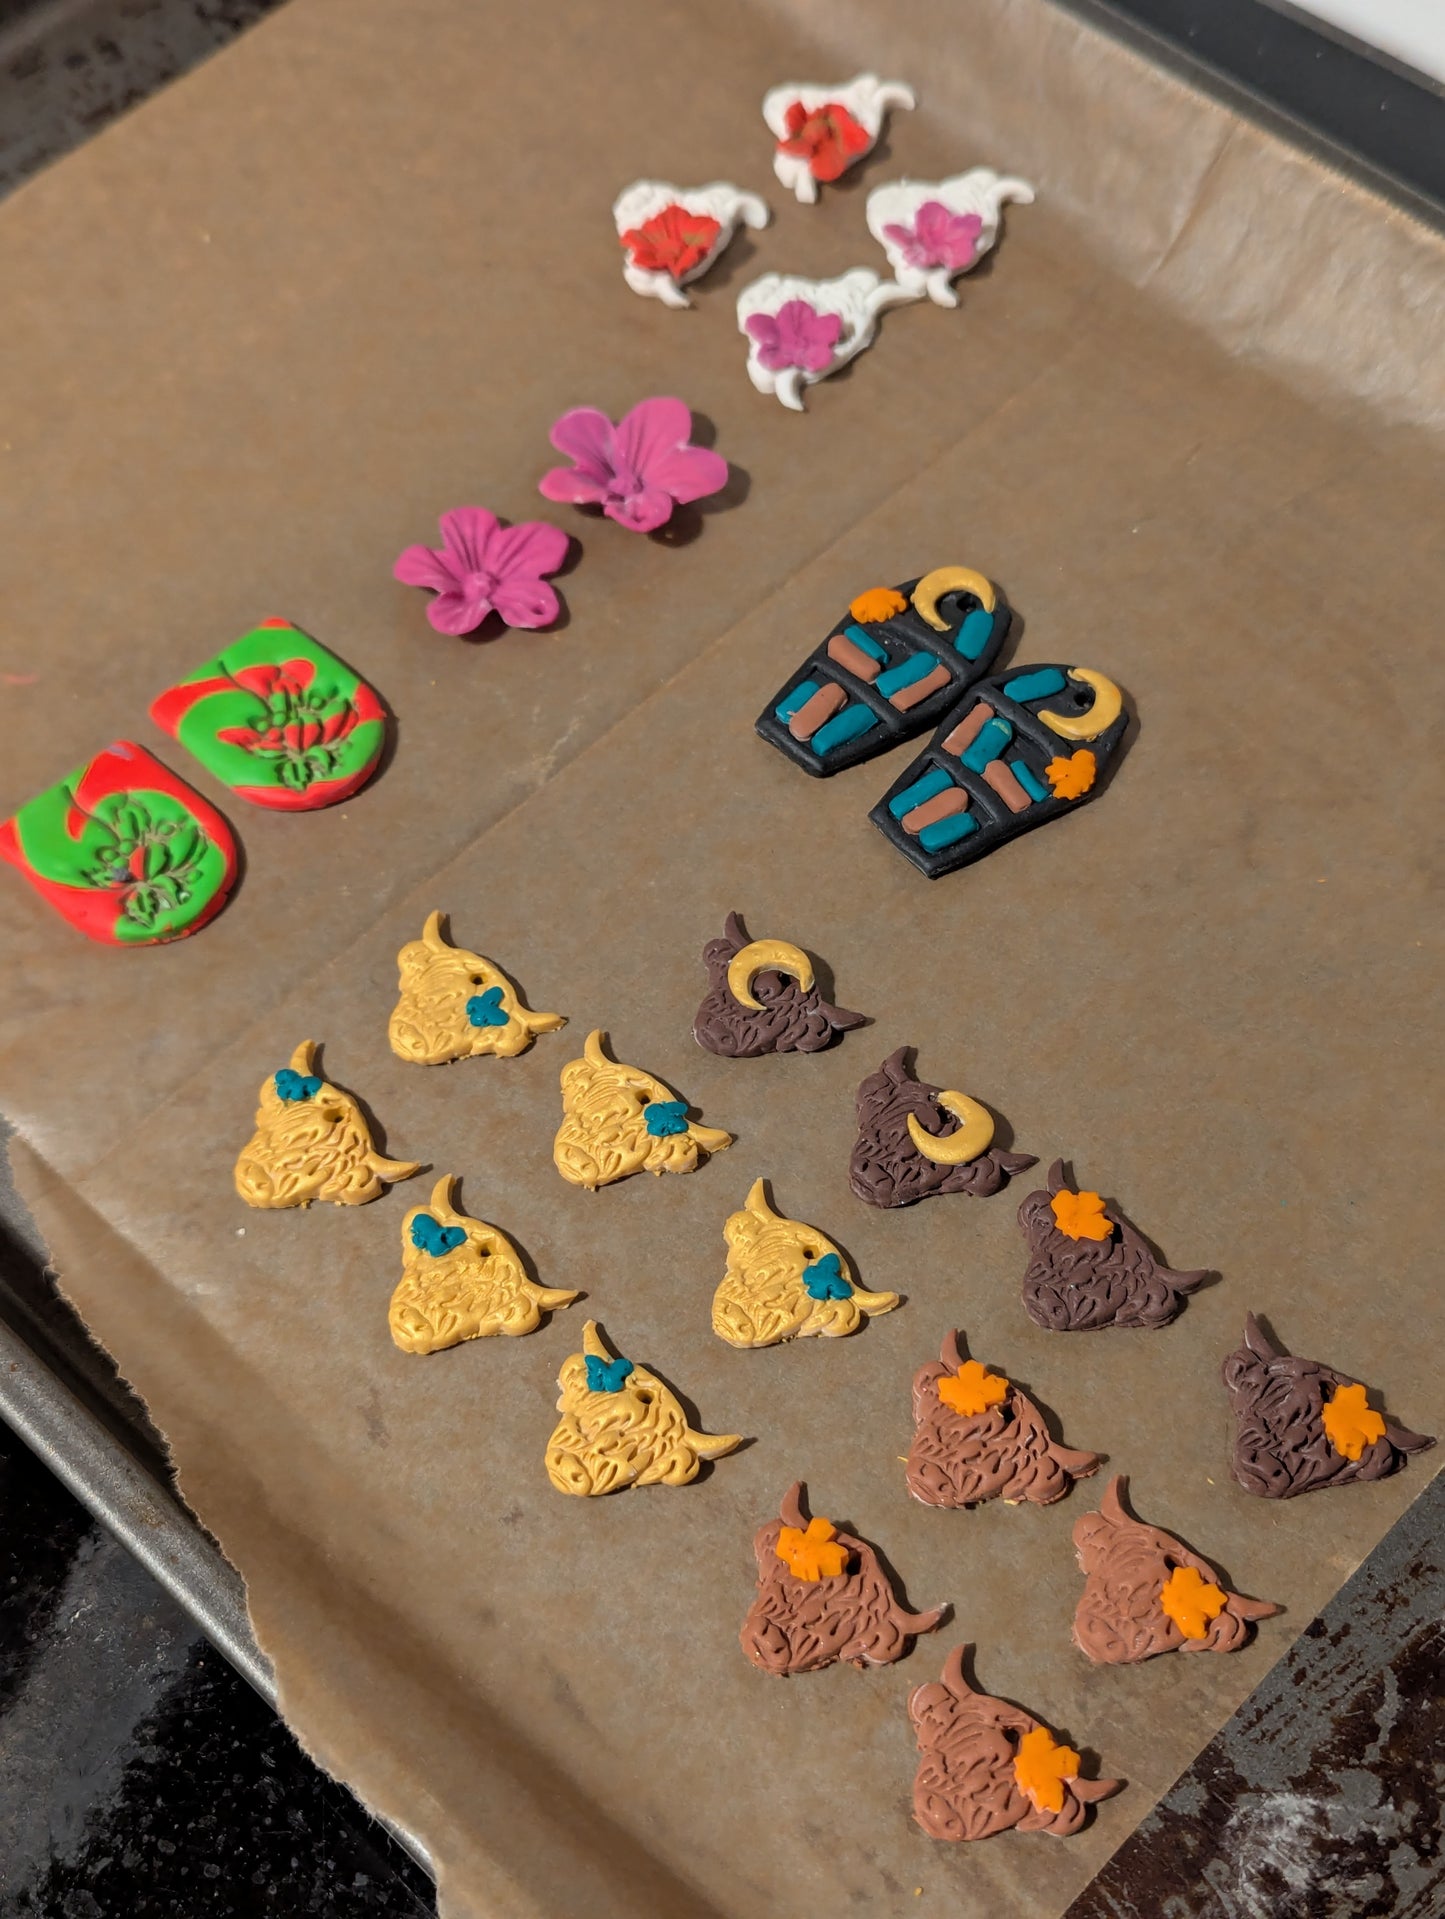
left=727, top=938, right=815, bottom=1012
left=910, top=567, right=997, bottom=633
left=1039, top=668, right=1123, bottom=742
left=907, top=1091, right=995, bottom=1166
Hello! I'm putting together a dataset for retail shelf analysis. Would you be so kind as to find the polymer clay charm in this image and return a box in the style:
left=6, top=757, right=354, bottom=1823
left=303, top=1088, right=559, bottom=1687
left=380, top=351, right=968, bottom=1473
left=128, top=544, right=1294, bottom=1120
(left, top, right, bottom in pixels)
left=149, top=620, right=386, bottom=808
left=545, top=1320, right=742, bottom=1495
left=740, top=1482, right=944, bottom=1675
left=713, top=1178, right=898, bottom=1348
left=553, top=1030, right=731, bottom=1190
left=756, top=569, right=1010, bottom=774
left=0, top=740, right=236, bottom=945
left=1073, top=1477, right=1279, bottom=1664
left=849, top=1048, right=1036, bottom=1210
left=737, top=269, right=917, bottom=412
left=538, top=397, right=728, bottom=533
left=388, top=911, right=566, bottom=1065
left=390, top=1178, right=578, bottom=1353
left=1222, top=1314, right=1433, bottom=1499
left=393, top=509, right=569, bottom=636
left=866, top=169, right=1034, bottom=307
left=692, top=911, right=863, bottom=1056
left=612, top=180, right=770, bottom=308
left=234, top=1041, right=420, bottom=1210
left=911, top=1645, right=1122, bottom=1842
left=1019, top=1160, right=1206, bottom=1332
left=762, top=74, right=915, bottom=204
left=872, top=663, right=1130, bottom=877
left=906, top=1330, right=1101, bottom=1509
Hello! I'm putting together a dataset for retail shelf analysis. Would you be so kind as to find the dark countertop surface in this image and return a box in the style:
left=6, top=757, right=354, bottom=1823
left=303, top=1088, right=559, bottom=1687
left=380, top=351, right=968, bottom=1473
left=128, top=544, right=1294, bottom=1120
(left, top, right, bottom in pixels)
left=0, top=1417, right=435, bottom=1917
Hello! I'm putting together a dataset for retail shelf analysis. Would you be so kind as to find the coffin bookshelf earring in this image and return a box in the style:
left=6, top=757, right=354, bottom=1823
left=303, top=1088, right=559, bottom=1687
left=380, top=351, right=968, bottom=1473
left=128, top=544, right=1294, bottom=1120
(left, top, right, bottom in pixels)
left=756, top=567, right=1010, bottom=773
left=870, top=665, right=1130, bottom=877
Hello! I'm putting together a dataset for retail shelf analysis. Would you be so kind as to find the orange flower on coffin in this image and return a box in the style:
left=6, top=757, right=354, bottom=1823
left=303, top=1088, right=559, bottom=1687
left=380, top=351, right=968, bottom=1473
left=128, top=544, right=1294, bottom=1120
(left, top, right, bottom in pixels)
left=1321, top=1382, right=1387, bottom=1461
left=937, top=1359, right=1010, bottom=1418
left=776, top=1515, right=850, bottom=1581
left=1159, top=1563, right=1227, bottom=1639
left=1050, top=1188, right=1113, bottom=1241
left=1012, top=1726, right=1081, bottom=1814
left=848, top=585, right=907, bottom=623
left=1045, top=749, right=1097, bottom=800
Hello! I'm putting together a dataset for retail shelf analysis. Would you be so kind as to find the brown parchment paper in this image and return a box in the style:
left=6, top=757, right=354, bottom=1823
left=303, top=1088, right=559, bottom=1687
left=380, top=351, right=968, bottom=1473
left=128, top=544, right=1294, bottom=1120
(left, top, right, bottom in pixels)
left=2, top=1, right=1443, bottom=1914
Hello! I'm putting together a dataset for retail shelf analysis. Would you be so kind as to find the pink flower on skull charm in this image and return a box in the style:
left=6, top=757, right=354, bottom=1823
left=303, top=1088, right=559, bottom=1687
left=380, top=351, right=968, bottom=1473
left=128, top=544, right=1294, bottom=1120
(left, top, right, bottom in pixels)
left=743, top=300, right=842, bottom=374
left=394, top=509, right=569, bottom=636
left=537, top=397, right=728, bottom=533
left=884, top=203, right=983, bottom=273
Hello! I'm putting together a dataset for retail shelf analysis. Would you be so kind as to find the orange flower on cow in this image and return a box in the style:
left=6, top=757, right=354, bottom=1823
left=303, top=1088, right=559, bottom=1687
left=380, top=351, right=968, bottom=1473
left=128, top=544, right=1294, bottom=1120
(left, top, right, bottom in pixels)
left=1050, top=1188, right=1113, bottom=1242
left=778, top=101, right=871, bottom=182
left=937, top=1359, right=1010, bottom=1419
left=1159, top=1563, right=1227, bottom=1639
left=1012, top=1726, right=1081, bottom=1815
left=775, top=1514, right=850, bottom=1581
left=1321, top=1382, right=1387, bottom=1461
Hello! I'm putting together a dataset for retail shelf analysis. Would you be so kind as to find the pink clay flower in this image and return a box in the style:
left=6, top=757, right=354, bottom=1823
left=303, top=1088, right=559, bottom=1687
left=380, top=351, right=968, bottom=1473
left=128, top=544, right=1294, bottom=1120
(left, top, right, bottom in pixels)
left=743, top=300, right=842, bottom=373
left=538, top=396, right=728, bottom=533
left=394, top=509, right=569, bottom=636
left=883, top=201, right=984, bottom=272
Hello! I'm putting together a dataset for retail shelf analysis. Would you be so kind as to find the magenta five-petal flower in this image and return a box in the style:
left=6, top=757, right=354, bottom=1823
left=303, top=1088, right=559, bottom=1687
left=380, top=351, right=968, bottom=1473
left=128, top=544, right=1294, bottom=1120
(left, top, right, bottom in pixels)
left=537, top=397, right=728, bottom=534
left=743, top=299, right=843, bottom=375
left=883, top=201, right=984, bottom=273
left=393, top=508, right=569, bottom=636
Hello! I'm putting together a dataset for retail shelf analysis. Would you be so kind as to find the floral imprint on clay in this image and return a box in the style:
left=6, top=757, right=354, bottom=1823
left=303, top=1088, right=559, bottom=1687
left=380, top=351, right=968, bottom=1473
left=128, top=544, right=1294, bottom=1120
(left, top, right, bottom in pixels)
left=150, top=620, right=387, bottom=809
left=388, top=911, right=566, bottom=1065
left=390, top=1177, right=577, bottom=1353
left=553, top=1030, right=731, bottom=1190
left=737, top=269, right=917, bottom=411
left=545, top=1320, right=742, bottom=1495
left=234, top=1041, right=420, bottom=1210
left=713, top=1178, right=898, bottom=1348
left=866, top=168, right=1034, bottom=306
left=612, top=180, right=770, bottom=307
left=762, top=74, right=915, bottom=204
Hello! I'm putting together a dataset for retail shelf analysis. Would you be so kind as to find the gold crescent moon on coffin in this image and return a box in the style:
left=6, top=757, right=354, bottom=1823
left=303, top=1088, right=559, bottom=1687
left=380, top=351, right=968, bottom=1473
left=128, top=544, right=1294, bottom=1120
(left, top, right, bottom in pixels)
left=726, top=939, right=815, bottom=1012
left=910, top=567, right=997, bottom=633
left=907, top=1091, right=995, bottom=1166
left=1039, top=668, right=1123, bottom=742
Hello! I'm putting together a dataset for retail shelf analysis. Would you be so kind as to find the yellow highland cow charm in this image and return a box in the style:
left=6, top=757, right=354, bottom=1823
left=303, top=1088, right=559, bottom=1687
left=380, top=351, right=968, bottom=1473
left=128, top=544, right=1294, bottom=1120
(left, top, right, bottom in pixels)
left=553, top=1030, right=731, bottom=1190
left=713, top=1178, right=899, bottom=1348
left=234, top=1041, right=420, bottom=1209
left=388, top=911, right=566, bottom=1065
left=390, top=1176, right=579, bottom=1354
left=545, top=1320, right=743, bottom=1496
